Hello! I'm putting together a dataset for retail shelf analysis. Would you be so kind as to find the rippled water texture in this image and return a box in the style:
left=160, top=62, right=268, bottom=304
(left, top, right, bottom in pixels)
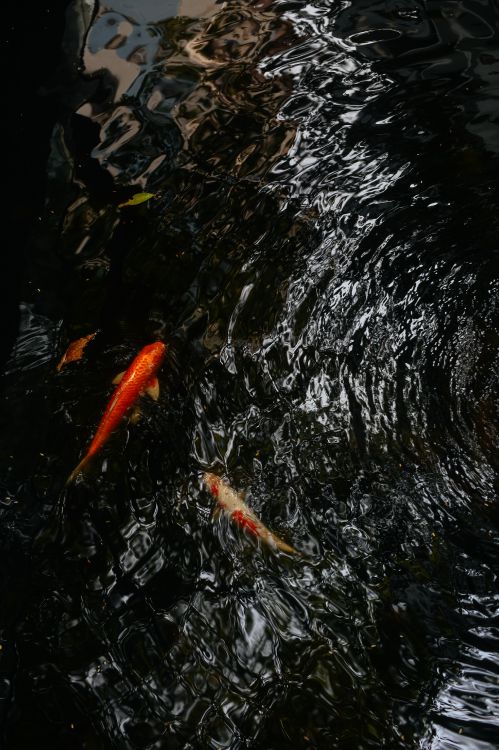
left=1, top=1, right=498, bottom=748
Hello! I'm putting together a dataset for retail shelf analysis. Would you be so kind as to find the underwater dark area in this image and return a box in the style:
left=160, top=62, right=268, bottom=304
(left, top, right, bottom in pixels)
left=1, top=0, right=498, bottom=748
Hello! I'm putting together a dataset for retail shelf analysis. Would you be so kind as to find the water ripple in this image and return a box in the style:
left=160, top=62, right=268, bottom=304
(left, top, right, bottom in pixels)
left=1, top=0, right=498, bottom=748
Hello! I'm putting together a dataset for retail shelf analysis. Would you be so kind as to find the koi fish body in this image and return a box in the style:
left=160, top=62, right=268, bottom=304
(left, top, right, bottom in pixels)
left=67, top=341, right=166, bottom=483
left=203, top=472, right=297, bottom=555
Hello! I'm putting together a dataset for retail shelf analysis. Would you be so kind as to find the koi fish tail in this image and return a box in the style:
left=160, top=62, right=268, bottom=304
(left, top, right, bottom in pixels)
left=66, top=454, right=92, bottom=485
left=273, top=535, right=299, bottom=556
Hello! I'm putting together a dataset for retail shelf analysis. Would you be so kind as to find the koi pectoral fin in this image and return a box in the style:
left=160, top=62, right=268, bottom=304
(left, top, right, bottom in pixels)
left=145, top=376, right=160, bottom=401
left=112, top=370, right=126, bottom=385
left=129, top=405, right=142, bottom=424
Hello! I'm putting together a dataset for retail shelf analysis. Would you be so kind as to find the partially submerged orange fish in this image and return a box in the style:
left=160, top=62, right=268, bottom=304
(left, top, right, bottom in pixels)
left=203, top=472, right=298, bottom=555
left=57, top=333, right=96, bottom=371
left=67, top=341, right=166, bottom=484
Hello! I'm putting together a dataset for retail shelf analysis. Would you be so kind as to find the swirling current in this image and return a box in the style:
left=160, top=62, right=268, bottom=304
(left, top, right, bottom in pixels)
left=1, top=1, right=498, bottom=748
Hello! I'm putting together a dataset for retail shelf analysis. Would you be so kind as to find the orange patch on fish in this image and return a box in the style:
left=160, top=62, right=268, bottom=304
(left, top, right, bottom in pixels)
left=203, top=472, right=298, bottom=555
left=231, top=509, right=259, bottom=536
left=57, top=333, right=96, bottom=371
left=67, top=341, right=166, bottom=484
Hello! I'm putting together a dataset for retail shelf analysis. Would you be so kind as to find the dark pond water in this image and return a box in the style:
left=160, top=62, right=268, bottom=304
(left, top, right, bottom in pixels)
left=1, top=1, right=499, bottom=748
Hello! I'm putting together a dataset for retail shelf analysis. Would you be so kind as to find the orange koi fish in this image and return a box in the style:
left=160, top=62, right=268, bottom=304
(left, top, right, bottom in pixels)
left=203, top=472, right=298, bottom=555
left=57, top=332, right=96, bottom=371
left=67, top=341, right=166, bottom=484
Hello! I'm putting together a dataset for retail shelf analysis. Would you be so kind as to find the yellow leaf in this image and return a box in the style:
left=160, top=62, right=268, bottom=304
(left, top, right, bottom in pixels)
left=118, top=192, right=156, bottom=208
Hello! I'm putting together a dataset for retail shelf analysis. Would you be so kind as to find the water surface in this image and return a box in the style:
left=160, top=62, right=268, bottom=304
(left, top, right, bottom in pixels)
left=1, top=1, right=498, bottom=748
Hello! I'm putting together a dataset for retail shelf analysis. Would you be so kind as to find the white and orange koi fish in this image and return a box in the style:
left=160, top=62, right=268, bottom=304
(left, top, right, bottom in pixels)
left=203, top=472, right=298, bottom=555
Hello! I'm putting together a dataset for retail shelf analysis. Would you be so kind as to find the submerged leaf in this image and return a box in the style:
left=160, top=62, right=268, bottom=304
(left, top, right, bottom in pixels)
left=57, top=332, right=96, bottom=371
left=118, top=192, right=156, bottom=208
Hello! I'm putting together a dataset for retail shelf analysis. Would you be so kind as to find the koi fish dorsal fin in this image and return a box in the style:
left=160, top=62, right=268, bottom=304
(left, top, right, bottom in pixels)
left=145, top=376, right=160, bottom=401
left=112, top=370, right=125, bottom=385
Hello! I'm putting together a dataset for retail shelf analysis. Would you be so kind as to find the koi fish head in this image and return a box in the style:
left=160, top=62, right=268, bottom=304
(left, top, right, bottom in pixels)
left=140, top=341, right=167, bottom=369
